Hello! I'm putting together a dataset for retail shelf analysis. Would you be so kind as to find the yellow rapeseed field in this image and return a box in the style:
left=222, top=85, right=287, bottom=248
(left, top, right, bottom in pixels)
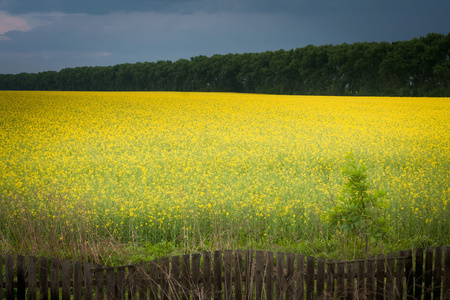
left=0, top=91, right=449, bottom=261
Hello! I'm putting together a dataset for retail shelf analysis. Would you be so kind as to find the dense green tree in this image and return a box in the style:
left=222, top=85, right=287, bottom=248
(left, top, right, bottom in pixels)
left=1, top=33, right=449, bottom=96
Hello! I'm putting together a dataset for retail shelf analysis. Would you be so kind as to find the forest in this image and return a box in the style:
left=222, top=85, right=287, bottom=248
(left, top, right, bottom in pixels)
left=1, top=32, right=449, bottom=96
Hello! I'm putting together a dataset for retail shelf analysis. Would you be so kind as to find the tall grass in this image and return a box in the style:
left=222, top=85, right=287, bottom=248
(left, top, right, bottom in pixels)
left=0, top=91, right=449, bottom=264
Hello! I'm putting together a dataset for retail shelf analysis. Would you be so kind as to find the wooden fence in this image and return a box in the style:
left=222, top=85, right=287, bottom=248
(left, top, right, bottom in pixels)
left=1, top=246, right=450, bottom=299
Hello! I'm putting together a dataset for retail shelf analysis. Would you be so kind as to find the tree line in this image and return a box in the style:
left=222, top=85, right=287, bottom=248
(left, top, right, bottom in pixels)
left=1, top=33, right=449, bottom=96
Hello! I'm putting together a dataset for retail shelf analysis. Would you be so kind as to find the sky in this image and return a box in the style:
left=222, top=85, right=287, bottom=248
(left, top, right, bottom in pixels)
left=1, top=0, right=449, bottom=74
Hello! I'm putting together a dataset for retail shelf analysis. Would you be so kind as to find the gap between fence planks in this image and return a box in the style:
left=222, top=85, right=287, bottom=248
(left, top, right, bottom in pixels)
left=1, top=246, right=450, bottom=300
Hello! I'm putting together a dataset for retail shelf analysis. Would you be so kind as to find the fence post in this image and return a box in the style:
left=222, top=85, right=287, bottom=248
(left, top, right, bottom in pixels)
left=234, top=250, right=243, bottom=300
left=425, top=247, right=434, bottom=300
left=376, top=254, right=385, bottom=300
left=171, top=255, right=181, bottom=300
left=17, top=255, right=26, bottom=300
left=5, top=255, right=14, bottom=300
left=51, top=258, right=60, bottom=300
left=224, top=250, right=233, bottom=300
left=192, top=254, right=202, bottom=300
left=214, top=250, right=223, bottom=300
left=434, top=247, right=443, bottom=300
left=266, top=252, right=274, bottom=300
left=276, top=252, right=285, bottom=300
left=443, top=246, right=450, bottom=300
left=415, top=248, right=424, bottom=299
left=28, top=256, right=37, bottom=300
left=203, top=252, right=213, bottom=300
left=255, top=251, right=264, bottom=300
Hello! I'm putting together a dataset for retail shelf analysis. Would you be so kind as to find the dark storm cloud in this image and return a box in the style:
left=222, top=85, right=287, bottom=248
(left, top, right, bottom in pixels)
left=1, top=0, right=449, bottom=74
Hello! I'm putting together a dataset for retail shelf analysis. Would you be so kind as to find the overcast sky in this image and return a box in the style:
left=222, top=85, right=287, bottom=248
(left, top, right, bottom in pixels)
left=1, top=0, right=449, bottom=74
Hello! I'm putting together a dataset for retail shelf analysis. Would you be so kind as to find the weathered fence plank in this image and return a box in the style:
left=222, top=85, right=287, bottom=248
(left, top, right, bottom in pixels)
left=214, top=250, right=223, bottom=300
left=435, top=247, right=443, bottom=300
left=386, top=252, right=396, bottom=300
left=286, top=253, right=295, bottom=300
left=255, top=251, right=264, bottom=300
left=28, top=256, right=37, bottom=300
left=266, top=251, right=274, bottom=300
left=225, top=250, right=233, bottom=300
left=245, top=250, right=253, bottom=300
left=192, top=253, right=201, bottom=300
left=404, top=250, right=414, bottom=300
left=296, top=254, right=305, bottom=300
left=17, top=255, right=26, bottom=300
left=51, top=258, right=60, bottom=300
left=425, top=247, right=434, bottom=300
left=444, top=246, right=450, bottom=300
left=306, top=256, right=315, bottom=300
left=416, top=248, right=424, bottom=299
left=317, top=257, right=325, bottom=299
left=5, top=254, right=14, bottom=300
left=276, top=252, right=284, bottom=300
left=376, top=254, right=385, bottom=300
left=171, top=255, right=181, bottom=300
left=204, top=251, right=213, bottom=300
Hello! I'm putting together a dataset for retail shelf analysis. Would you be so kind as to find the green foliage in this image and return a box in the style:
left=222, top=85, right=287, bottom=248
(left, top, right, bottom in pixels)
left=1, top=33, right=449, bottom=96
left=323, top=153, right=391, bottom=258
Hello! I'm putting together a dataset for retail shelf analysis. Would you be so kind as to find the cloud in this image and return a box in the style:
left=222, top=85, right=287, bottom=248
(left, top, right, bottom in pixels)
left=0, top=10, right=31, bottom=39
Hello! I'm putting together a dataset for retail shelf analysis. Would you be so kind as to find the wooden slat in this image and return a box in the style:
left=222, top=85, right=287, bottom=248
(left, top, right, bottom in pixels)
left=204, top=252, right=213, bottom=300
left=404, top=250, right=413, bottom=300
left=214, top=250, right=223, bottom=300
left=336, top=261, right=345, bottom=300
left=245, top=250, right=253, bottom=300
left=415, top=248, right=424, bottom=300
left=171, top=255, right=180, bottom=300
left=147, top=260, right=157, bottom=300
left=182, top=254, right=191, bottom=300
left=376, top=254, right=385, bottom=300
left=39, top=257, right=49, bottom=300
left=192, top=253, right=201, bottom=300
left=128, top=265, right=137, bottom=300
left=386, top=252, right=395, bottom=300
left=117, top=267, right=126, bottom=300
left=84, top=262, right=94, bottom=300
left=28, top=256, right=37, bottom=300
left=316, top=257, right=325, bottom=299
left=61, top=259, right=71, bottom=300
left=434, top=247, right=443, bottom=300
left=286, top=253, right=295, bottom=300
left=224, top=250, right=233, bottom=300
left=276, top=252, right=284, bottom=300
left=443, top=246, right=450, bottom=300
left=5, top=255, right=14, bottom=300
left=356, top=260, right=365, bottom=300
left=367, top=256, right=375, bottom=300
left=255, top=251, right=264, bottom=300
left=17, top=255, right=26, bottom=300
left=346, top=261, right=354, bottom=300
left=306, top=256, right=314, bottom=300
left=234, top=250, right=244, bottom=300
left=73, top=261, right=82, bottom=300
left=51, top=258, right=60, bottom=300
left=95, top=264, right=105, bottom=300
left=106, top=268, right=115, bottom=300
left=266, top=252, right=274, bottom=300
left=425, top=247, right=434, bottom=300
left=161, top=257, right=170, bottom=300
left=396, top=252, right=405, bottom=300
left=326, top=260, right=335, bottom=300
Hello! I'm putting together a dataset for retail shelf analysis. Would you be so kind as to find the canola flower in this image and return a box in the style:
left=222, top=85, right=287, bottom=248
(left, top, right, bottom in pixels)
left=0, top=91, right=449, bottom=258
